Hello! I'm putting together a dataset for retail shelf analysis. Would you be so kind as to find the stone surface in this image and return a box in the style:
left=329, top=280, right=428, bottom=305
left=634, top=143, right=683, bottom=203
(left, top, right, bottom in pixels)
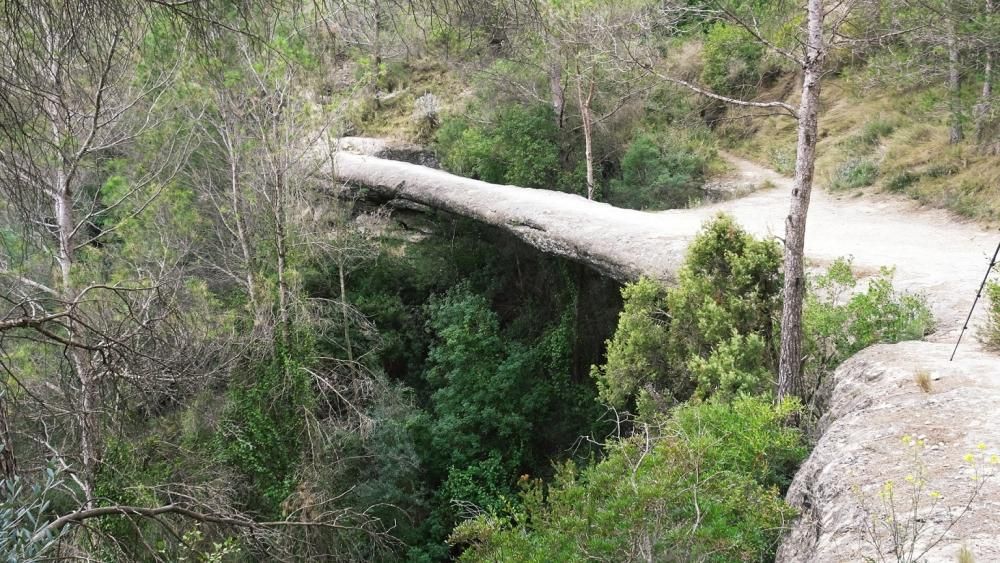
left=777, top=340, right=1000, bottom=562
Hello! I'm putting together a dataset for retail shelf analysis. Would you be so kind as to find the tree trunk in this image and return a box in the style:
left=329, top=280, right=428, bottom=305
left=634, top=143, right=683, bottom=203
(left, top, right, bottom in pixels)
left=576, top=75, right=596, bottom=200
left=777, top=0, right=826, bottom=402
left=0, top=393, right=15, bottom=485
left=274, top=170, right=291, bottom=348
left=339, top=260, right=354, bottom=364
left=975, top=0, right=994, bottom=143
left=372, top=0, right=383, bottom=110
left=228, top=143, right=259, bottom=319
left=949, top=23, right=964, bottom=144
left=549, top=59, right=565, bottom=129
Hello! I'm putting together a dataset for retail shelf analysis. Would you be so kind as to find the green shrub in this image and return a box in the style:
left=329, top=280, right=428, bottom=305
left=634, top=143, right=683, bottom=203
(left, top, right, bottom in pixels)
left=434, top=104, right=563, bottom=189
left=217, top=351, right=313, bottom=516
left=416, top=285, right=605, bottom=540
left=451, top=396, right=806, bottom=562
left=592, top=214, right=782, bottom=408
left=856, top=118, right=896, bottom=147
left=829, top=157, right=879, bottom=190
left=885, top=171, right=920, bottom=192
left=980, top=281, right=1000, bottom=350
left=767, top=145, right=797, bottom=175
left=804, top=258, right=933, bottom=375
left=609, top=132, right=713, bottom=210
left=701, top=22, right=766, bottom=96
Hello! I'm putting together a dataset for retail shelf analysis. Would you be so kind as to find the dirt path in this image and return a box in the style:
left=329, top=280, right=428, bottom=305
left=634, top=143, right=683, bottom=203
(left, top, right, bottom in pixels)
left=675, top=153, right=1000, bottom=341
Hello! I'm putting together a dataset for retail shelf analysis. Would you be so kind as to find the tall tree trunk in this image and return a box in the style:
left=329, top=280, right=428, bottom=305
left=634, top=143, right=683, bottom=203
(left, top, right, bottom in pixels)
left=0, top=393, right=15, bottom=485
left=56, top=180, right=98, bottom=506
left=549, top=59, right=565, bottom=129
left=975, top=0, right=994, bottom=143
left=227, top=143, right=259, bottom=319
left=576, top=75, right=596, bottom=200
left=949, top=22, right=964, bottom=144
left=274, top=170, right=291, bottom=348
left=372, top=0, right=383, bottom=110
left=339, top=260, right=354, bottom=364
left=777, top=0, right=826, bottom=402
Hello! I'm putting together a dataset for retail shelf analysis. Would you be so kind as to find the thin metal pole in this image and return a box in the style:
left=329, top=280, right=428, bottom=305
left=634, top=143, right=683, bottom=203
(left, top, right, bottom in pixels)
left=950, top=240, right=1000, bottom=361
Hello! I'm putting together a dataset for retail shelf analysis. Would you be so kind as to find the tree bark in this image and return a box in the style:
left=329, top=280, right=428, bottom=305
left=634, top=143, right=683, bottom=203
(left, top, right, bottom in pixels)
left=975, top=0, right=994, bottom=143
left=274, top=169, right=291, bottom=348
left=338, top=260, right=354, bottom=364
left=549, top=59, right=565, bottom=129
left=0, top=393, right=15, bottom=484
left=777, top=0, right=826, bottom=402
left=576, top=75, right=596, bottom=200
left=949, top=22, right=964, bottom=144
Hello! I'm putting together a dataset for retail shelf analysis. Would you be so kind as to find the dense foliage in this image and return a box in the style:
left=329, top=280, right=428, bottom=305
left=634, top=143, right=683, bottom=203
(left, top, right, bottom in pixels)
left=451, top=396, right=807, bottom=562
left=0, top=0, right=978, bottom=560
left=592, top=214, right=783, bottom=409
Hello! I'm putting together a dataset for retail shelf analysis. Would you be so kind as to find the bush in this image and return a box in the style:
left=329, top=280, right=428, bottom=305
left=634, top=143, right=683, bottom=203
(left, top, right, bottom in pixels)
left=217, top=351, right=313, bottom=515
left=980, top=281, right=1000, bottom=350
left=434, top=104, right=563, bottom=189
left=856, top=118, right=896, bottom=147
left=885, top=171, right=920, bottom=192
left=767, top=145, right=797, bottom=176
left=804, top=258, right=933, bottom=375
left=416, top=285, right=605, bottom=541
left=700, top=22, right=766, bottom=96
left=592, top=215, right=782, bottom=409
left=451, top=396, right=806, bottom=562
left=829, top=157, right=879, bottom=190
left=609, top=132, right=713, bottom=210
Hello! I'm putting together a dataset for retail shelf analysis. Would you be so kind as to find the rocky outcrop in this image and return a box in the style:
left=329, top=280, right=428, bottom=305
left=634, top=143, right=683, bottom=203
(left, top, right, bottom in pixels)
left=335, top=137, right=440, bottom=168
left=777, top=340, right=1000, bottom=562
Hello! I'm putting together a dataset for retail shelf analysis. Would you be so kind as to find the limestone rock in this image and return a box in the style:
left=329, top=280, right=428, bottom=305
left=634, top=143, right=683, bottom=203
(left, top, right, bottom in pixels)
left=777, top=340, right=1000, bottom=563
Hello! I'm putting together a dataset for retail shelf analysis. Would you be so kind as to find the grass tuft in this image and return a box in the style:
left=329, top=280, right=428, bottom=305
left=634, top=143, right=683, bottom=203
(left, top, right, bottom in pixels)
left=914, top=370, right=933, bottom=394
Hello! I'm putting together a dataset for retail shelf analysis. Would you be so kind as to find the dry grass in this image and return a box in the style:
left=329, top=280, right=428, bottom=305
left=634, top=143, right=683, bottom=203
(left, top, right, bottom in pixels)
left=957, top=544, right=975, bottom=563
left=915, top=370, right=933, bottom=394
left=728, top=75, right=1000, bottom=225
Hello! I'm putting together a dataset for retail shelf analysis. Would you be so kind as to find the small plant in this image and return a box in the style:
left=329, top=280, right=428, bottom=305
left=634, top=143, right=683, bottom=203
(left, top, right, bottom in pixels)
left=886, top=171, right=920, bottom=192
left=979, top=281, right=1000, bottom=350
left=805, top=257, right=933, bottom=377
left=767, top=145, right=796, bottom=175
left=830, top=157, right=879, bottom=190
left=914, top=370, right=932, bottom=393
left=858, top=436, right=996, bottom=563
left=857, top=118, right=896, bottom=147
left=412, top=92, right=441, bottom=139
left=957, top=544, right=975, bottom=563
left=1, top=466, right=65, bottom=562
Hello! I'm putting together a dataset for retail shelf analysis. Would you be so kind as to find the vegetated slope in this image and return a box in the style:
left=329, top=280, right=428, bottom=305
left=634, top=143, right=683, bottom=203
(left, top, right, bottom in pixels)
left=728, top=76, right=1000, bottom=222
left=344, top=141, right=1000, bottom=559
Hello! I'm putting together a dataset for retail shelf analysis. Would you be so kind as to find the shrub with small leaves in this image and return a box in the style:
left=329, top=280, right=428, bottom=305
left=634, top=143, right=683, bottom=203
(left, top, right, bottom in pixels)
left=980, top=281, right=1000, bottom=350
left=1, top=466, right=64, bottom=563
left=592, top=214, right=782, bottom=409
left=805, top=257, right=933, bottom=377
left=412, top=92, right=441, bottom=139
left=829, top=157, right=879, bottom=190
left=452, top=396, right=806, bottom=562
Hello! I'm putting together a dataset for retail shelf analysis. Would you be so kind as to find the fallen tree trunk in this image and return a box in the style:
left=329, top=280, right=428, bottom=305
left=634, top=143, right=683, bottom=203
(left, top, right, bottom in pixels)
left=331, top=150, right=690, bottom=283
